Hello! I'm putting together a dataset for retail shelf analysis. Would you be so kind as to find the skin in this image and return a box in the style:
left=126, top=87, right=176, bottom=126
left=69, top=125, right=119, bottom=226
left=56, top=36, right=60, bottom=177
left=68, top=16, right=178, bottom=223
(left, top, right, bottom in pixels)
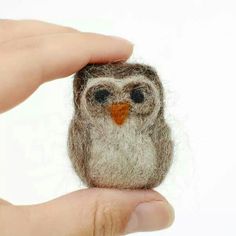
left=0, top=20, right=174, bottom=236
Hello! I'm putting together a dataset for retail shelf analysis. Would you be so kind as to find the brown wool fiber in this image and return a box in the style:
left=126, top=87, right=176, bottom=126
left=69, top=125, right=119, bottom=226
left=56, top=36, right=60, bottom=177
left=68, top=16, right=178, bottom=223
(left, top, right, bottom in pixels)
left=68, top=62, right=173, bottom=189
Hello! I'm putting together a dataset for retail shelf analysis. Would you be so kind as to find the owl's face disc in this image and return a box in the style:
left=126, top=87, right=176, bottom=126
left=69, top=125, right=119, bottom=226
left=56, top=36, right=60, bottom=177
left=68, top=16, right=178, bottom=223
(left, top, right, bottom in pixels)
left=80, top=75, right=161, bottom=128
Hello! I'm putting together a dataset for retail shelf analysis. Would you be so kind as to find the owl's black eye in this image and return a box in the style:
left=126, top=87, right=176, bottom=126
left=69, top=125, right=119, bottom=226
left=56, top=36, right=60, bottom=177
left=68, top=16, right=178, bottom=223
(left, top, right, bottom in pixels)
left=130, top=89, right=144, bottom=103
left=94, top=89, right=110, bottom=103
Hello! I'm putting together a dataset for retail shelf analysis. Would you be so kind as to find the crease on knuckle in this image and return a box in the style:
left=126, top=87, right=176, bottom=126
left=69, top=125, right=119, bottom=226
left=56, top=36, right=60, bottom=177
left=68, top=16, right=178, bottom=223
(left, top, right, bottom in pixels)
left=93, top=201, right=121, bottom=236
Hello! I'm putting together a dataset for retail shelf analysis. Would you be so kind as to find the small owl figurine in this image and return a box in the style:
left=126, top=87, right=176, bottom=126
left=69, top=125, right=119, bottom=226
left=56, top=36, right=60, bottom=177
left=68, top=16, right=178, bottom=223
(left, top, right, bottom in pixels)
left=68, top=63, right=173, bottom=189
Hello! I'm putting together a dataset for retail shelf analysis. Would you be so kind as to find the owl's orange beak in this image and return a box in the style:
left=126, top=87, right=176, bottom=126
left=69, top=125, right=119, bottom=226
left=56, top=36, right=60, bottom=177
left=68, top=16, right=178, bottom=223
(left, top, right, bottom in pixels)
left=108, top=103, right=130, bottom=126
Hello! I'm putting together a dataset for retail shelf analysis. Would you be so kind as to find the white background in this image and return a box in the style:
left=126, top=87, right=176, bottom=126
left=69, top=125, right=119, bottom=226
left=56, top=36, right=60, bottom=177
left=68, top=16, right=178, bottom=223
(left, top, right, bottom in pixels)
left=1, top=0, right=236, bottom=235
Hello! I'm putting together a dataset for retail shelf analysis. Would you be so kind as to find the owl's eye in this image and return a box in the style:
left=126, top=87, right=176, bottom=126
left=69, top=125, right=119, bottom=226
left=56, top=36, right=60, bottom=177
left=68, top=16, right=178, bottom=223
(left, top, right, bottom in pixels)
left=94, top=89, right=110, bottom=103
left=130, top=89, right=144, bottom=103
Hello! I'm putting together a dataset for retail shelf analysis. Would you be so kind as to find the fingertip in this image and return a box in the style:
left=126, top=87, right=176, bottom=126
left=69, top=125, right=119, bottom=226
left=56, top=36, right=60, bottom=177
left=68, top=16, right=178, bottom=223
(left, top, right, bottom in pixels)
left=81, top=32, right=134, bottom=64
left=124, top=201, right=175, bottom=234
left=108, top=35, right=134, bottom=60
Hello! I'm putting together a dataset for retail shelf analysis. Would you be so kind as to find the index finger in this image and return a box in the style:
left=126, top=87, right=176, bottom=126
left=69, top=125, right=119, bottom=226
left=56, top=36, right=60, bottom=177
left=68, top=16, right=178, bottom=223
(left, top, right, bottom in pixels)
left=40, top=32, right=134, bottom=81
left=0, top=32, right=133, bottom=112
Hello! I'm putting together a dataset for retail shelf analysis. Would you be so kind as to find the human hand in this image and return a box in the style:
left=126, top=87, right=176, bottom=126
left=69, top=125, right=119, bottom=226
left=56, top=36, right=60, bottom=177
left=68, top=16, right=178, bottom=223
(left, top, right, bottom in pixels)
left=0, top=19, right=132, bottom=112
left=0, top=20, right=174, bottom=235
left=1, top=189, right=174, bottom=236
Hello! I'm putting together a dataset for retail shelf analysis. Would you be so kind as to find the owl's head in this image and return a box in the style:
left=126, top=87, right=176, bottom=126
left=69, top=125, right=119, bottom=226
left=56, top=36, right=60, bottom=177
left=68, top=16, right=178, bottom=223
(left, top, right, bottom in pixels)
left=73, top=63, right=164, bottom=128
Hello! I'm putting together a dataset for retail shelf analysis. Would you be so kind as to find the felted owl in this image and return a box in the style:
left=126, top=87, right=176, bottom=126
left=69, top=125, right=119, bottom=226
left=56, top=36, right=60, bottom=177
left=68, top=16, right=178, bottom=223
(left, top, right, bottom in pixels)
left=68, top=63, right=173, bottom=189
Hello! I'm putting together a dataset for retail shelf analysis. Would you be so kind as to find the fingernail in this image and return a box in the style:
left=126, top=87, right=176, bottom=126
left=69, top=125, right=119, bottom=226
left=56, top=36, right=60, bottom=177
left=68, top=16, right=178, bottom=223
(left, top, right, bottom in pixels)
left=124, top=201, right=174, bottom=234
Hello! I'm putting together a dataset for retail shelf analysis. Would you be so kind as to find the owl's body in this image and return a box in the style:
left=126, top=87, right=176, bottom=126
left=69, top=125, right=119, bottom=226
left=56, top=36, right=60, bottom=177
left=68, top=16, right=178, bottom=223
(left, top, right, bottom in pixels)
left=89, top=115, right=157, bottom=189
left=68, top=63, right=173, bottom=189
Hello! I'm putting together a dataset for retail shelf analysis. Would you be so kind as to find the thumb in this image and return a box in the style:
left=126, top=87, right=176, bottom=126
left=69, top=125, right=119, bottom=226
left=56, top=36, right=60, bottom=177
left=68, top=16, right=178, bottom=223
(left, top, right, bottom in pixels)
left=29, top=188, right=174, bottom=236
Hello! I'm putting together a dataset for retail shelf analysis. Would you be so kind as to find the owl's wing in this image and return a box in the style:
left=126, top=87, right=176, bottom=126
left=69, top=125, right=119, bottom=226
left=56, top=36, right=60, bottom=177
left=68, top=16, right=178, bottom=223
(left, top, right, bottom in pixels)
left=67, top=116, right=91, bottom=185
left=149, top=115, right=173, bottom=187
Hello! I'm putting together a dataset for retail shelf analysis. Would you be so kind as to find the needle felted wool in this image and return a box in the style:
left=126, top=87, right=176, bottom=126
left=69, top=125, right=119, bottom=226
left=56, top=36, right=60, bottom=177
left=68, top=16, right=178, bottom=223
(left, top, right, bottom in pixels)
left=68, top=63, right=173, bottom=189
